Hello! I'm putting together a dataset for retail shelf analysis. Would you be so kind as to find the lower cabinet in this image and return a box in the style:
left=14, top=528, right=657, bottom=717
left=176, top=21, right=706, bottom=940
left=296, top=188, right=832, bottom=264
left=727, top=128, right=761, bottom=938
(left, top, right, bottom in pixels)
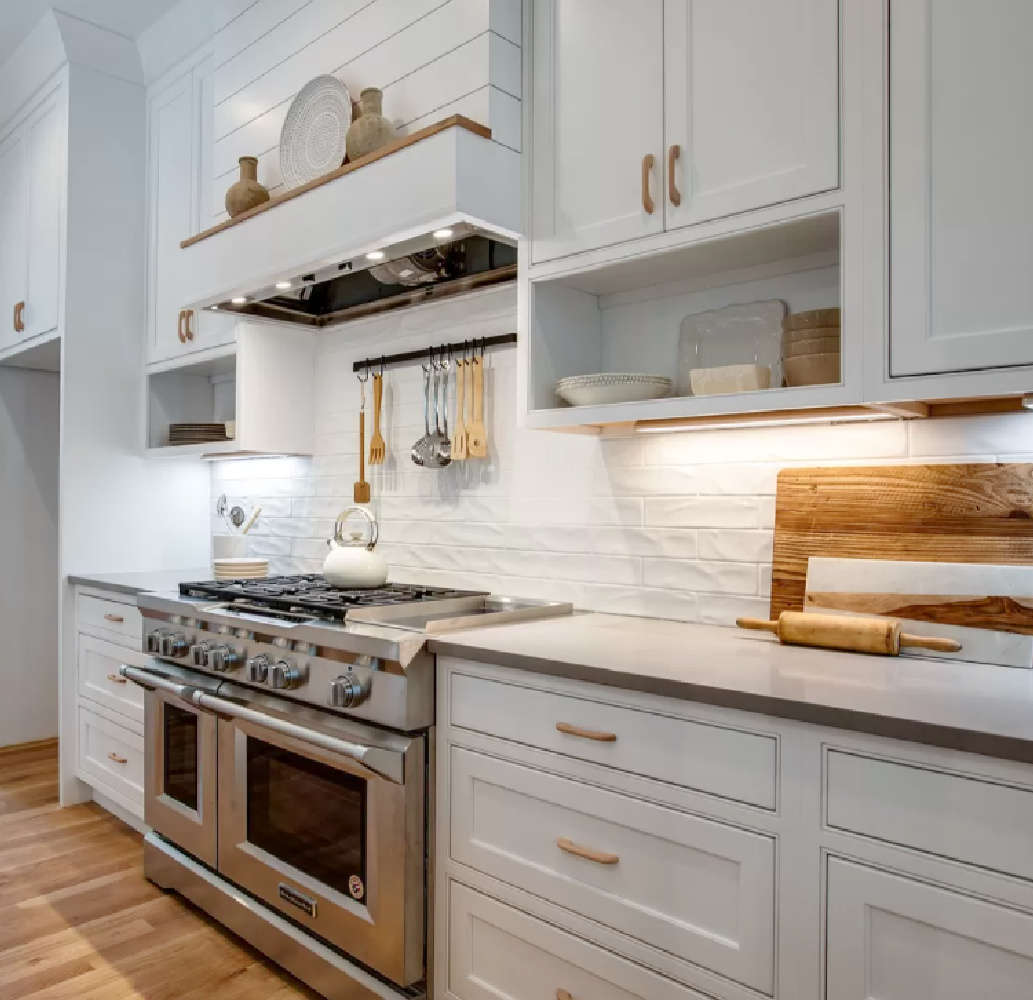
left=826, top=857, right=1033, bottom=999
left=77, top=706, right=145, bottom=815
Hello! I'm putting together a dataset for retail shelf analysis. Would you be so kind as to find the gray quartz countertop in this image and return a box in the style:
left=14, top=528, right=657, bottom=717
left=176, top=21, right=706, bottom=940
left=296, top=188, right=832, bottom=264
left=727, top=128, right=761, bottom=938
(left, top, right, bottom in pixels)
left=68, top=568, right=211, bottom=598
left=428, top=612, right=1033, bottom=764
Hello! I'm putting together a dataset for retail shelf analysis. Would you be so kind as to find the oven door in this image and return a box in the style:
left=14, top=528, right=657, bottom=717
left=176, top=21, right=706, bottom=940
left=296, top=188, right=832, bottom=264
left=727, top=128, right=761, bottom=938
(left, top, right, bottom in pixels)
left=121, top=662, right=220, bottom=868
left=202, top=683, right=425, bottom=989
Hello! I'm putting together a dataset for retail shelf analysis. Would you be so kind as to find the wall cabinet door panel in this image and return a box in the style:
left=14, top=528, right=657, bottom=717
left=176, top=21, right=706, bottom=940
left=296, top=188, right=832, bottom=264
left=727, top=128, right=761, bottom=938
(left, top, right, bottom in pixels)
left=826, top=858, right=1033, bottom=999
left=890, top=1, right=1033, bottom=376
left=530, top=0, right=665, bottom=263
left=663, top=0, right=839, bottom=230
left=0, top=131, right=27, bottom=352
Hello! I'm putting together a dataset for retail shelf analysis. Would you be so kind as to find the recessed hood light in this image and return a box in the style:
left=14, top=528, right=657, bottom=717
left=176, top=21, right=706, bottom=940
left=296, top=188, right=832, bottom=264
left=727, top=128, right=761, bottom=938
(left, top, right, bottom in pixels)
left=366, top=250, right=385, bottom=261
left=275, top=281, right=292, bottom=291
left=433, top=228, right=454, bottom=240
left=231, top=296, right=247, bottom=305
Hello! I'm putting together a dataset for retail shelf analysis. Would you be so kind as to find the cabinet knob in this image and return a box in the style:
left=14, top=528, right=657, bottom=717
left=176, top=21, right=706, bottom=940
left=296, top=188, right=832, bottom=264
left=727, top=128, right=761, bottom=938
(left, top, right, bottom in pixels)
left=668, top=144, right=682, bottom=207
left=641, top=153, right=655, bottom=215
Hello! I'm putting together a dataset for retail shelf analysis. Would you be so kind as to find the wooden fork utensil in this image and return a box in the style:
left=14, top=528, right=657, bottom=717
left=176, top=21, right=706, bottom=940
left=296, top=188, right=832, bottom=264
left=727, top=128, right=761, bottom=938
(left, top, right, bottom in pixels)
left=368, top=373, right=386, bottom=465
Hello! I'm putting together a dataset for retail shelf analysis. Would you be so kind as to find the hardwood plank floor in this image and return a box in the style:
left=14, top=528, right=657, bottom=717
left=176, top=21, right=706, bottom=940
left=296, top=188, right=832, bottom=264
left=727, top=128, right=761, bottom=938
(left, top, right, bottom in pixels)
left=0, top=741, right=319, bottom=1000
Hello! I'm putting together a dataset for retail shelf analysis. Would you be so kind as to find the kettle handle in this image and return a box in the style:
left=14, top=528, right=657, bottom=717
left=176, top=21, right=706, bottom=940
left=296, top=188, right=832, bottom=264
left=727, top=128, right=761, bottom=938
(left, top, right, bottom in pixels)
left=333, top=505, right=379, bottom=550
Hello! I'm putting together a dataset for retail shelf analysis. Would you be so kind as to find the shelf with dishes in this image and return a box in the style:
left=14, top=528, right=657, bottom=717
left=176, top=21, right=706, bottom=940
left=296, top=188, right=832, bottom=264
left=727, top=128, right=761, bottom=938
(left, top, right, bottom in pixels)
left=522, top=209, right=858, bottom=430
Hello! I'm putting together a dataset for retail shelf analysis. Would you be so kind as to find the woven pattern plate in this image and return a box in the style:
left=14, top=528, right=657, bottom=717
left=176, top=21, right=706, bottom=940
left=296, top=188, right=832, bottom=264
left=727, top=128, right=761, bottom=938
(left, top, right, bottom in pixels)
left=279, top=75, right=353, bottom=189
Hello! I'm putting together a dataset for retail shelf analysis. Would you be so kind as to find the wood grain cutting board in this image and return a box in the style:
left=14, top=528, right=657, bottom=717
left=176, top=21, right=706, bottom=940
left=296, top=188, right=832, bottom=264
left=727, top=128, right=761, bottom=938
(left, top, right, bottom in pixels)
left=770, top=464, right=1033, bottom=619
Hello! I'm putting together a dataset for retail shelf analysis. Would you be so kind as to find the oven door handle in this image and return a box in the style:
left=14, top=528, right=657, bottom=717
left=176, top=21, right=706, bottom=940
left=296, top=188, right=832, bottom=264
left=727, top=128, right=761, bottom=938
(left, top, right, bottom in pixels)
left=193, top=691, right=406, bottom=784
left=119, top=664, right=199, bottom=704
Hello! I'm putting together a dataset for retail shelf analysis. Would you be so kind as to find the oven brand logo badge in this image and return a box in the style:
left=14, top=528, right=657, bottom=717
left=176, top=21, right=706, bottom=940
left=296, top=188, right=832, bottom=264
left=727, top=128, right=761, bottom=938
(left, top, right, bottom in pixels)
left=348, top=875, right=365, bottom=901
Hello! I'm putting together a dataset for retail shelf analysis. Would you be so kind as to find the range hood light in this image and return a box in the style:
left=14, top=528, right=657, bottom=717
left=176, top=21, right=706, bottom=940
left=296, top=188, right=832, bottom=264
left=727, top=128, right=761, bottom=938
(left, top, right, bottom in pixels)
left=275, top=281, right=292, bottom=291
left=231, top=296, right=248, bottom=305
left=366, top=250, right=385, bottom=261
left=433, top=228, right=454, bottom=240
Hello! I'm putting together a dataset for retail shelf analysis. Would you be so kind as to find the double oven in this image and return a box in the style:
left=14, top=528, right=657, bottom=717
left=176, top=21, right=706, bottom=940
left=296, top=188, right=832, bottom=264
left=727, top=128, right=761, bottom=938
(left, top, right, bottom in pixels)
left=122, top=660, right=426, bottom=994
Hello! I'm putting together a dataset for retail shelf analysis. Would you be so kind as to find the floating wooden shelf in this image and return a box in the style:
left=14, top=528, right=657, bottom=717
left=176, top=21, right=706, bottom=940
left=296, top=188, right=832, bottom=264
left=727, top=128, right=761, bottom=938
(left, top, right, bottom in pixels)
left=181, top=115, right=492, bottom=249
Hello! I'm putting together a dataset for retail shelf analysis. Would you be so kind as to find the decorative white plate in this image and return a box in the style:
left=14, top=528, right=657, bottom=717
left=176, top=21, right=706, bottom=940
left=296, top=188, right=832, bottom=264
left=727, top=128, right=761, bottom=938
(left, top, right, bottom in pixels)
left=677, top=300, right=786, bottom=395
left=279, top=75, right=352, bottom=189
left=555, top=373, right=671, bottom=407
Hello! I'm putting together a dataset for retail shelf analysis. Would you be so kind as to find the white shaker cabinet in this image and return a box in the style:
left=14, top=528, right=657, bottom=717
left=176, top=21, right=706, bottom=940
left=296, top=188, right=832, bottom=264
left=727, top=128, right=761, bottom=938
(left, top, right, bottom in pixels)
left=663, top=0, right=839, bottom=232
left=529, top=0, right=665, bottom=263
left=0, top=130, right=27, bottom=353
left=146, top=50, right=233, bottom=365
left=890, top=1, right=1033, bottom=377
left=826, top=857, right=1033, bottom=999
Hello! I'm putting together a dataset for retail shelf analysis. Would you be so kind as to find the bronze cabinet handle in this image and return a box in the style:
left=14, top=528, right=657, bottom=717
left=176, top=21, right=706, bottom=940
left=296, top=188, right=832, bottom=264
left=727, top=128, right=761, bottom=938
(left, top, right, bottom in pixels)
left=557, top=992, right=573, bottom=1000
left=557, top=837, right=619, bottom=866
left=556, top=721, right=617, bottom=743
left=177, top=310, right=186, bottom=343
left=184, top=309, right=194, bottom=341
left=107, top=752, right=128, bottom=765
left=13, top=301, right=24, bottom=333
left=641, top=153, right=655, bottom=214
left=103, top=613, right=124, bottom=624
left=668, top=144, right=682, bottom=207
left=106, top=673, right=128, bottom=685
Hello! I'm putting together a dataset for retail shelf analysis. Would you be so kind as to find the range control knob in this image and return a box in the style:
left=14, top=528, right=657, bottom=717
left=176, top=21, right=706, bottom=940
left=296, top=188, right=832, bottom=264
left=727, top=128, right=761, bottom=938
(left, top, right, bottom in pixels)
left=329, top=672, right=372, bottom=709
left=245, top=654, right=270, bottom=683
left=269, top=661, right=309, bottom=691
left=146, top=629, right=167, bottom=653
left=160, top=633, right=190, bottom=658
left=210, top=645, right=242, bottom=673
left=190, top=642, right=210, bottom=667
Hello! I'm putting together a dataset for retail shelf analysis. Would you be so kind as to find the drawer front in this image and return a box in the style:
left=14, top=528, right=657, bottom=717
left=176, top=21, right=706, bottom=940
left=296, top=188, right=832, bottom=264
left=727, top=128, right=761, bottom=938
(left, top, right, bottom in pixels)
left=448, top=881, right=708, bottom=1000
left=77, top=593, right=141, bottom=645
left=827, top=857, right=1033, bottom=999
left=449, top=671, right=777, bottom=810
left=78, top=707, right=144, bottom=811
left=78, top=634, right=145, bottom=724
left=450, top=748, right=775, bottom=994
left=826, top=749, right=1033, bottom=883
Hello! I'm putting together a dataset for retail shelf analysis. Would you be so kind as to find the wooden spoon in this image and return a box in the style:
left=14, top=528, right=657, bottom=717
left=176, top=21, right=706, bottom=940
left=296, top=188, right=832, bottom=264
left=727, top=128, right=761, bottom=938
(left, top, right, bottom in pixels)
left=452, top=359, right=468, bottom=460
left=467, top=356, right=487, bottom=458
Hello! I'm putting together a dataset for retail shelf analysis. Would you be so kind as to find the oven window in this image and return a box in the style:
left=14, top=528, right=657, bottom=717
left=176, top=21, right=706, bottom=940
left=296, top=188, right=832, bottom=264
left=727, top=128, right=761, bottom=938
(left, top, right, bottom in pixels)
left=162, top=703, right=199, bottom=812
left=246, top=738, right=367, bottom=899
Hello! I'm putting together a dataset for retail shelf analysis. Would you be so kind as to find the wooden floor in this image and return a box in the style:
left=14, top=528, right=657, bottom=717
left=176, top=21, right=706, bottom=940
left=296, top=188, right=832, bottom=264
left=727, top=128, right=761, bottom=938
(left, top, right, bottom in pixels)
left=0, top=740, right=319, bottom=999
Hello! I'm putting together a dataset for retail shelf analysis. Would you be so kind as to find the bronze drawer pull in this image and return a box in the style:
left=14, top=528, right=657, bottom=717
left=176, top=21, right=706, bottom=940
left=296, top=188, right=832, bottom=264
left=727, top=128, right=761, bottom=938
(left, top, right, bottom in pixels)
left=106, top=673, right=127, bottom=685
left=641, top=153, right=655, bottom=214
left=177, top=309, right=186, bottom=343
left=103, top=613, right=124, bottom=624
left=668, top=144, right=682, bottom=206
left=184, top=309, right=194, bottom=341
left=557, top=992, right=573, bottom=1000
left=556, top=721, right=616, bottom=743
left=107, top=752, right=128, bottom=765
left=557, top=837, right=619, bottom=866
left=13, top=301, right=24, bottom=333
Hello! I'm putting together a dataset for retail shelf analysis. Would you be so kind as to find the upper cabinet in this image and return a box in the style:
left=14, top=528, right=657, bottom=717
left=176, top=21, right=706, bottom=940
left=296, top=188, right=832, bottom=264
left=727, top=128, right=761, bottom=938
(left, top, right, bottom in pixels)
left=146, top=49, right=233, bottom=365
left=889, top=1, right=1033, bottom=377
left=0, top=82, right=64, bottom=355
left=528, top=0, right=840, bottom=264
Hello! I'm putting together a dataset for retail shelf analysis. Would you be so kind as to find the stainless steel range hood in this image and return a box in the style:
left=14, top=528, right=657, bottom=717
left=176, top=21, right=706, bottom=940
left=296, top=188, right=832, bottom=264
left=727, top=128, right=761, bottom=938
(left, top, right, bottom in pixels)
left=179, top=120, right=520, bottom=329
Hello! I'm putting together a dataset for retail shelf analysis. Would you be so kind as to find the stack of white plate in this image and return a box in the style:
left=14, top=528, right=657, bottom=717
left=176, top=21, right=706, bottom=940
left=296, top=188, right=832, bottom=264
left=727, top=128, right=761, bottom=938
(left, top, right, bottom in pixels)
left=213, top=558, right=269, bottom=581
left=555, top=373, right=671, bottom=407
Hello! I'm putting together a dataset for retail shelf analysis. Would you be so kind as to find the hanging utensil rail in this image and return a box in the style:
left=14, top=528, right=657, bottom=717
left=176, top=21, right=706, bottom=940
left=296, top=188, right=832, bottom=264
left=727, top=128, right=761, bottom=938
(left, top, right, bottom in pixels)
left=351, top=333, right=517, bottom=373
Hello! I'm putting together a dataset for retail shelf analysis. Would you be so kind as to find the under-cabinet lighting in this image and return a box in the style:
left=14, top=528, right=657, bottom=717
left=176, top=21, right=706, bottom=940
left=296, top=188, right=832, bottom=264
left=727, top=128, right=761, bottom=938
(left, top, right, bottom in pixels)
left=1022, top=394, right=1033, bottom=410
left=365, top=250, right=385, bottom=261
left=432, top=228, right=454, bottom=240
left=275, top=281, right=292, bottom=291
left=635, top=408, right=901, bottom=434
left=210, top=305, right=219, bottom=310
left=231, top=296, right=248, bottom=305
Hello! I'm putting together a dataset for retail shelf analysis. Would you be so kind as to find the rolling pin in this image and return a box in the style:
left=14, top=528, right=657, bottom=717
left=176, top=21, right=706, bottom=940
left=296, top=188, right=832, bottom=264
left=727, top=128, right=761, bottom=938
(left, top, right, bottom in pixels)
left=736, top=611, right=962, bottom=656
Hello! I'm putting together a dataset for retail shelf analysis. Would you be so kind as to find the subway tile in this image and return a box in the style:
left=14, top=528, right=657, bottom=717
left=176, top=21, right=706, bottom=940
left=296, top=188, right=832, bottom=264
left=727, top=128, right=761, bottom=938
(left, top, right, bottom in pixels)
left=908, top=412, right=1033, bottom=458
left=697, top=594, right=770, bottom=626
left=697, top=530, right=773, bottom=563
left=694, top=464, right=780, bottom=496
left=592, top=465, right=698, bottom=496
left=645, top=497, right=760, bottom=529
left=643, top=559, right=758, bottom=595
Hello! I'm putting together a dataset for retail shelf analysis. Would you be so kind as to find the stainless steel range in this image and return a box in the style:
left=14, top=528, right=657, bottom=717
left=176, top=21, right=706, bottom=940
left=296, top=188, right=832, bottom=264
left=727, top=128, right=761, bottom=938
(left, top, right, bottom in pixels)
left=122, top=576, right=571, bottom=1000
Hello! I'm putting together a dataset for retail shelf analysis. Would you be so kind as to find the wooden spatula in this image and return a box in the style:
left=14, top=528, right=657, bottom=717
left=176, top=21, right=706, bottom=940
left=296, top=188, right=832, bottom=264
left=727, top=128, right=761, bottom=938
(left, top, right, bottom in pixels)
left=452, top=359, right=468, bottom=460
left=354, top=380, right=370, bottom=503
left=467, top=356, right=487, bottom=459
left=737, top=611, right=961, bottom=656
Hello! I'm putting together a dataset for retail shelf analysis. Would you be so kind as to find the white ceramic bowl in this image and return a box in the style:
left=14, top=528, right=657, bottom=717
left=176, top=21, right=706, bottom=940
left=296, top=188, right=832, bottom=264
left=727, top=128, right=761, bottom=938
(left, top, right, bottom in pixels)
left=555, top=373, right=671, bottom=407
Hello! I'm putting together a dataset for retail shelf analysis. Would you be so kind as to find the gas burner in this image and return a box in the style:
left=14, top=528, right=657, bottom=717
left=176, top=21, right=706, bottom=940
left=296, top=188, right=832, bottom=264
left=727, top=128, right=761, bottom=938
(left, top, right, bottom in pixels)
left=179, top=574, right=488, bottom=623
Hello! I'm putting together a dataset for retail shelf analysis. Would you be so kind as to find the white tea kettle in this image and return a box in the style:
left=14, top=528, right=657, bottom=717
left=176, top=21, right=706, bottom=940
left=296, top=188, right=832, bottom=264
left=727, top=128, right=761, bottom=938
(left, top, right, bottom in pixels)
left=323, top=506, right=388, bottom=588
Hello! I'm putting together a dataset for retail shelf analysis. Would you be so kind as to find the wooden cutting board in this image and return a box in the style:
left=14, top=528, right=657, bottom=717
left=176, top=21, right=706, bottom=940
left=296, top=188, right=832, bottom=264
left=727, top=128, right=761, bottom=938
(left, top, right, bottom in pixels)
left=770, top=464, right=1033, bottom=619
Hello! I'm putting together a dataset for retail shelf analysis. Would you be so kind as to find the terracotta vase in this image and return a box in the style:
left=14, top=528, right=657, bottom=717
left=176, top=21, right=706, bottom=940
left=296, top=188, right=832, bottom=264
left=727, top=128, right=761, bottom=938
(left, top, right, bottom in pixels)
left=225, top=156, right=270, bottom=218
left=345, top=88, right=396, bottom=162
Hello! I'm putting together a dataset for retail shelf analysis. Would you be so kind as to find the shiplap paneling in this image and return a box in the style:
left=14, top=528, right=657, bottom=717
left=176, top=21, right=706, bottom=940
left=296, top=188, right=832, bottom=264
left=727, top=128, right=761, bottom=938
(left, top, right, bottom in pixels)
left=213, top=0, right=262, bottom=35
left=213, top=0, right=311, bottom=74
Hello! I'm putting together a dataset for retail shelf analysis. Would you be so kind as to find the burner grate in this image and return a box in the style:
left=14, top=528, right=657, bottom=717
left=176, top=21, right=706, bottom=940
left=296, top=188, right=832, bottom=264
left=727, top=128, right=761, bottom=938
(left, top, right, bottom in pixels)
left=179, top=574, right=487, bottom=622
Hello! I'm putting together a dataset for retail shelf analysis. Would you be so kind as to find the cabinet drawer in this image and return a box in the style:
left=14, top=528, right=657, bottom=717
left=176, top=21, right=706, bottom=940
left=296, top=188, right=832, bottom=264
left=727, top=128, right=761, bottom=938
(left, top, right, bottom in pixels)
left=826, top=749, right=1033, bottom=883
left=827, top=858, right=1033, bottom=999
left=77, top=594, right=141, bottom=645
left=448, top=881, right=708, bottom=1000
left=78, top=634, right=145, bottom=725
left=449, top=671, right=777, bottom=809
left=78, top=707, right=144, bottom=814
left=450, top=748, right=775, bottom=994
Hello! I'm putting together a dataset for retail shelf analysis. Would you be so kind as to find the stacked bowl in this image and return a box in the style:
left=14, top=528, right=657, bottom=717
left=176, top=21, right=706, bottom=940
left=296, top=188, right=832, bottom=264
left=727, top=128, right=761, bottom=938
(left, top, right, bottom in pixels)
left=783, top=308, right=841, bottom=386
left=213, top=558, right=269, bottom=581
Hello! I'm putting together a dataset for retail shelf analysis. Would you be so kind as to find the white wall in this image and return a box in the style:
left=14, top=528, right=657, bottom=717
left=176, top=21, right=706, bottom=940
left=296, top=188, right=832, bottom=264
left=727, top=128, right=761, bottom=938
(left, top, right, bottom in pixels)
left=0, top=369, right=59, bottom=746
left=210, top=284, right=1033, bottom=624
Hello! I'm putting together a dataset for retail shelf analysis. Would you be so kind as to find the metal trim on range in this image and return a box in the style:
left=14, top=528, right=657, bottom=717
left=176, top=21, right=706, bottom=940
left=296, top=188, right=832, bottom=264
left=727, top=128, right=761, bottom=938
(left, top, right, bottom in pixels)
left=143, top=832, right=420, bottom=1000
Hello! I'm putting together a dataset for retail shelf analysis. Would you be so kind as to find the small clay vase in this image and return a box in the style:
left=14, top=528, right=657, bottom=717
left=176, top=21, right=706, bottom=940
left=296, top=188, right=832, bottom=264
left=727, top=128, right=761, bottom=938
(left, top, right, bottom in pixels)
left=225, top=156, right=270, bottom=218
left=345, top=88, right=396, bottom=162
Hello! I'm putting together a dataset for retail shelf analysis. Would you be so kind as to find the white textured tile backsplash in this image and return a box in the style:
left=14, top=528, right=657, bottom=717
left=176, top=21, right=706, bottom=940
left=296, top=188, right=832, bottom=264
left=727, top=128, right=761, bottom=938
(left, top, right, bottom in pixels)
left=211, top=284, right=1033, bottom=625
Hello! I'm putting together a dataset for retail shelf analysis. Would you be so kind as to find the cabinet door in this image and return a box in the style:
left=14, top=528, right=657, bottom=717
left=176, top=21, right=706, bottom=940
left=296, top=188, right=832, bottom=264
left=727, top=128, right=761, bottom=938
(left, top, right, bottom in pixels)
left=663, top=0, right=839, bottom=231
left=147, top=72, right=194, bottom=363
left=23, top=90, right=64, bottom=340
left=826, top=858, right=1033, bottom=999
left=0, top=130, right=27, bottom=353
left=530, top=0, right=665, bottom=263
left=890, top=2, right=1033, bottom=376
